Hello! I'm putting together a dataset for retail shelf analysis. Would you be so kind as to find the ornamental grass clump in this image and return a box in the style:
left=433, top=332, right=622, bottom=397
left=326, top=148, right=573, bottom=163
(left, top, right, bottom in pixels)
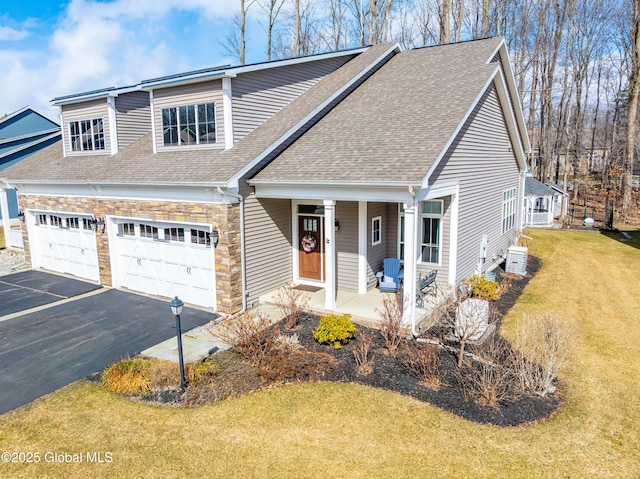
left=102, top=357, right=153, bottom=396
left=312, top=313, right=357, bottom=349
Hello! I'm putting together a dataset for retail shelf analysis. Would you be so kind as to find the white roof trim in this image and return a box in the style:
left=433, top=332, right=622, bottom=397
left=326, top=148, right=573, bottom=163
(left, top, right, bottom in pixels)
left=233, top=43, right=401, bottom=188
left=0, top=131, right=61, bottom=161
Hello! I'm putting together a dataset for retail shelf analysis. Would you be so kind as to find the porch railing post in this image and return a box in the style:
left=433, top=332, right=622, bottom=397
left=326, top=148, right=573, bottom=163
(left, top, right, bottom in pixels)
left=323, top=200, right=336, bottom=310
left=402, top=201, right=417, bottom=325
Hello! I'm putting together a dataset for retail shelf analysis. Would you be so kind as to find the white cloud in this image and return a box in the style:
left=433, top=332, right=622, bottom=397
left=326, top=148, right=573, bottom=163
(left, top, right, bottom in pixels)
left=0, top=0, right=239, bottom=118
left=0, top=26, right=29, bottom=41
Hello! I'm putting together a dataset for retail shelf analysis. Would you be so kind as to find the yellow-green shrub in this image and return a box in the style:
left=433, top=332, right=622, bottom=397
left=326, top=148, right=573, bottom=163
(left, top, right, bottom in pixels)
left=464, top=275, right=499, bottom=301
left=102, top=357, right=153, bottom=395
left=312, top=314, right=357, bottom=349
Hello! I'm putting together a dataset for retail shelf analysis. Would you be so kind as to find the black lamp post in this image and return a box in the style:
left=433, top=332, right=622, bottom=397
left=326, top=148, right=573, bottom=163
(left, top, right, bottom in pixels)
left=169, top=296, right=186, bottom=393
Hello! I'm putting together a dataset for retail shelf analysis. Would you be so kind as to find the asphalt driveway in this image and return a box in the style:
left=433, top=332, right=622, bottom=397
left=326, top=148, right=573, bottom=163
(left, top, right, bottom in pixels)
left=0, top=272, right=214, bottom=415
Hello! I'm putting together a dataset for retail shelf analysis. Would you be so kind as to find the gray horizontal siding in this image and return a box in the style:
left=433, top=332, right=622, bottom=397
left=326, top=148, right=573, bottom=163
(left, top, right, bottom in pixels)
left=335, top=201, right=358, bottom=292
left=429, top=82, right=521, bottom=284
left=385, top=202, right=399, bottom=259
left=61, top=99, right=110, bottom=156
left=366, top=202, right=387, bottom=290
left=242, top=185, right=292, bottom=306
left=153, top=80, right=225, bottom=152
left=232, top=56, right=353, bottom=142
left=115, top=91, right=151, bottom=150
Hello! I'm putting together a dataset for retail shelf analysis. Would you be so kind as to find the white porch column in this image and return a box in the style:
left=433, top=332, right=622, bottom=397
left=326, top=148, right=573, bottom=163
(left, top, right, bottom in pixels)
left=402, top=201, right=418, bottom=325
left=324, top=200, right=337, bottom=310
left=0, top=188, right=11, bottom=243
left=357, top=201, right=368, bottom=294
left=107, top=96, right=118, bottom=154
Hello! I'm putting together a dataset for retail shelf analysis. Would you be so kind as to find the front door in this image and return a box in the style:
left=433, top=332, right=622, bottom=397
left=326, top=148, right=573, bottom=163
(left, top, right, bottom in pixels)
left=298, top=215, right=323, bottom=280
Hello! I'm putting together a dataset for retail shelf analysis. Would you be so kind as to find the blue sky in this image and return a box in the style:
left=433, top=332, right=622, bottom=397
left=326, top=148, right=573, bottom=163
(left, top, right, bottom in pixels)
left=0, top=0, right=271, bottom=121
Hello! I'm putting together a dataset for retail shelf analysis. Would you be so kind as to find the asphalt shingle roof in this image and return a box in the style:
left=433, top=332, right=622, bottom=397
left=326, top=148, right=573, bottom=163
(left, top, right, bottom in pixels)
left=1, top=43, right=395, bottom=185
left=252, top=37, right=503, bottom=185
left=525, top=176, right=556, bottom=197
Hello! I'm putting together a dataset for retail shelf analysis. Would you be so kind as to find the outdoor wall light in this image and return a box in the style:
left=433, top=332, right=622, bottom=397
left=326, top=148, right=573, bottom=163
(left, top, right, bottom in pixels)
left=17, top=210, right=25, bottom=222
left=89, top=218, right=97, bottom=232
left=210, top=227, right=220, bottom=247
left=169, top=296, right=186, bottom=393
left=96, top=217, right=105, bottom=233
left=335, top=219, right=340, bottom=231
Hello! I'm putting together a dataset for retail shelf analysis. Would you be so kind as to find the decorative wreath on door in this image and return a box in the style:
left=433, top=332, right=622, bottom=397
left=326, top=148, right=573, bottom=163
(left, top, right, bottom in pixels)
left=301, top=233, right=317, bottom=253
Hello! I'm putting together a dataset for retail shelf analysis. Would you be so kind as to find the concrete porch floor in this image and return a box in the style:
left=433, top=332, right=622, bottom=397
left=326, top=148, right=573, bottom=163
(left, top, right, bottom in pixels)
left=261, top=284, right=449, bottom=331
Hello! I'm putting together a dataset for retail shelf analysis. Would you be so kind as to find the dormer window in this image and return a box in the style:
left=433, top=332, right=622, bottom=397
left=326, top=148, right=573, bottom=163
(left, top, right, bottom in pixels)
left=162, top=102, right=216, bottom=146
left=69, top=118, right=105, bottom=151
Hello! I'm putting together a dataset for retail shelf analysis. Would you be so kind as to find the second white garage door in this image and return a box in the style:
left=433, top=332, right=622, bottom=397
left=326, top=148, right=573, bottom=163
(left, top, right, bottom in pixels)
left=110, top=219, right=215, bottom=309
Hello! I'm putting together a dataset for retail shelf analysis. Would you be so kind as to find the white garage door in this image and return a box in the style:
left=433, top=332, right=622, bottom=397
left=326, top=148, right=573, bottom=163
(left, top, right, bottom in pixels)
left=111, top=219, right=215, bottom=309
left=29, top=212, right=100, bottom=282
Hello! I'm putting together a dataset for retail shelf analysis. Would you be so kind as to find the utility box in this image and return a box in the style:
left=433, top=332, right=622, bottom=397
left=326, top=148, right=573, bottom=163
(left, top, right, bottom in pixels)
left=506, top=245, right=528, bottom=275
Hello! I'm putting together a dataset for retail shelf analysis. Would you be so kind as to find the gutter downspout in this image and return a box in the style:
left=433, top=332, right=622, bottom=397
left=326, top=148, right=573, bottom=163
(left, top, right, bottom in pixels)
left=217, top=186, right=247, bottom=315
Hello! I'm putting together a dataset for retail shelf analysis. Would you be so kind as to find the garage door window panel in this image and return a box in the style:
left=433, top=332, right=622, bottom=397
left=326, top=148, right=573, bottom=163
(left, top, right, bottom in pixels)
left=50, top=215, right=63, bottom=227
left=140, top=224, right=159, bottom=240
left=165, top=227, right=185, bottom=242
left=191, top=229, right=211, bottom=247
left=118, top=223, right=135, bottom=237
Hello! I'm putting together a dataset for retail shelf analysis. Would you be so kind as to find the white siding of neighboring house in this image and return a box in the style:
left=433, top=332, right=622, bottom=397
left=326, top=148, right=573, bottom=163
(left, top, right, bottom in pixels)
left=115, top=91, right=151, bottom=150
left=231, top=56, right=355, bottom=143
left=61, top=99, right=111, bottom=156
left=428, top=82, right=522, bottom=284
left=152, top=79, right=225, bottom=152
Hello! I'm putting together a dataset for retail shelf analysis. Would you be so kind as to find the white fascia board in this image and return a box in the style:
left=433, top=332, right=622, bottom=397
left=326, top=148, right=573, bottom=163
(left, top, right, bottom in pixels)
left=141, top=73, right=232, bottom=91
left=228, top=48, right=369, bottom=76
left=415, top=181, right=460, bottom=201
left=7, top=182, right=231, bottom=204
left=253, top=181, right=416, bottom=203
left=0, top=128, right=60, bottom=146
left=493, top=69, right=527, bottom=170
left=497, top=42, right=531, bottom=153
left=0, top=132, right=60, bottom=160
left=421, top=68, right=526, bottom=189
left=52, top=87, right=139, bottom=106
left=230, top=43, right=401, bottom=185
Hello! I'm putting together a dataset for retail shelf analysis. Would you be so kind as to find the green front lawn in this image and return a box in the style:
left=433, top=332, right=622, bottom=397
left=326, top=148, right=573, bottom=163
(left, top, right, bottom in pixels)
left=0, top=229, right=639, bottom=478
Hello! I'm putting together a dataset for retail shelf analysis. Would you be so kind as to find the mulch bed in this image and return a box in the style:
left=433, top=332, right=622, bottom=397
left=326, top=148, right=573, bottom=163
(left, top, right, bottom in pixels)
left=277, top=255, right=559, bottom=427
left=106, top=255, right=561, bottom=426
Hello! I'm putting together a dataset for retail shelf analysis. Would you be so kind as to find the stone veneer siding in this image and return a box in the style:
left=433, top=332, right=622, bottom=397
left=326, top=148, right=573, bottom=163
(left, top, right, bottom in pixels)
left=18, top=195, right=243, bottom=315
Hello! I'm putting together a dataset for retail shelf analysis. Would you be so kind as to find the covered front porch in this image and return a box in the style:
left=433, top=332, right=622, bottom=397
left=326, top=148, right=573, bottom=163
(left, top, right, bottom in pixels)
left=249, top=180, right=461, bottom=333
left=260, top=284, right=448, bottom=333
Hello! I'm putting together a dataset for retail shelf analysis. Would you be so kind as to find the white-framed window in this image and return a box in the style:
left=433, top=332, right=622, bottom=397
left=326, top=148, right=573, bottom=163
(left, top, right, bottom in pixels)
left=66, top=217, right=79, bottom=229
left=502, top=188, right=517, bottom=234
left=420, top=200, right=442, bottom=264
left=50, top=215, right=63, bottom=228
left=191, top=229, right=211, bottom=247
left=69, top=118, right=105, bottom=151
left=118, top=223, right=135, bottom=237
left=140, top=223, right=159, bottom=240
left=371, top=216, right=382, bottom=246
left=162, top=102, right=216, bottom=146
left=164, top=227, right=185, bottom=242
left=37, top=214, right=47, bottom=226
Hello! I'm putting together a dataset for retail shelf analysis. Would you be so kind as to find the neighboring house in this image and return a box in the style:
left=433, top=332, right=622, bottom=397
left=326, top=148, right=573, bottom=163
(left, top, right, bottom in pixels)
left=0, top=107, right=61, bottom=249
left=523, top=175, right=558, bottom=227
left=0, top=37, right=530, bottom=333
left=548, top=184, right=569, bottom=219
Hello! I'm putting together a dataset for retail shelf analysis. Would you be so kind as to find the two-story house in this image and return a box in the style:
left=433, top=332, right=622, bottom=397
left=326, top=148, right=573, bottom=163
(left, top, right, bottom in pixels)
left=0, top=37, right=530, bottom=333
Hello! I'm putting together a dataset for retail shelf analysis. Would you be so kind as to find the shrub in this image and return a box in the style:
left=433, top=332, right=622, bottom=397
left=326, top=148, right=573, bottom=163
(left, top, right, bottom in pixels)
left=258, top=348, right=337, bottom=383
left=102, top=357, right=153, bottom=395
left=457, top=336, right=515, bottom=407
left=353, top=330, right=374, bottom=375
left=273, top=283, right=311, bottom=330
left=512, top=313, right=574, bottom=397
left=211, top=310, right=278, bottom=366
left=376, top=293, right=404, bottom=355
left=463, top=275, right=500, bottom=301
left=148, top=359, right=180, bottom=388
left=273, top=333, right=303, bottom=353
left=402, top=340, right=440, bottom=388
left=312, top=313, right=357, bottom=349
left=185, top=352, right=261, bottom=405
